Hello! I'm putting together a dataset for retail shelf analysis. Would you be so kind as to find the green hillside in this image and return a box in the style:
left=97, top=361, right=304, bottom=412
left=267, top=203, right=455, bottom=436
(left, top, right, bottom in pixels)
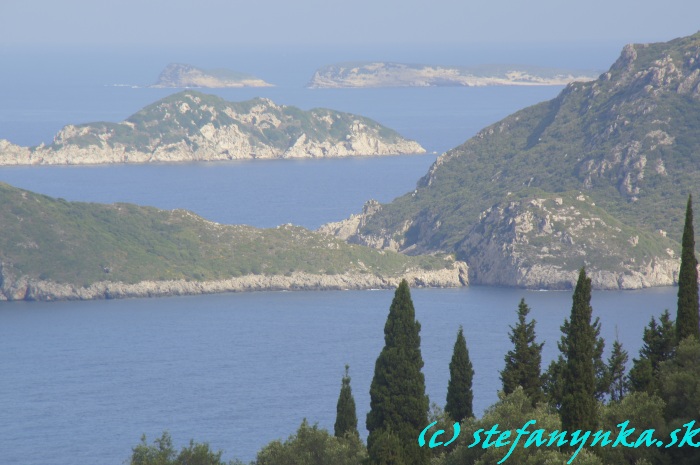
left=0, top=183, right=452, bottom=291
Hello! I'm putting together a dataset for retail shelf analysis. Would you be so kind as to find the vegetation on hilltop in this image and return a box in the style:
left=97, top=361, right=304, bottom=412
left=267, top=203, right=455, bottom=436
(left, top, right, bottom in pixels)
left=47, top=91, right=405, bottom=153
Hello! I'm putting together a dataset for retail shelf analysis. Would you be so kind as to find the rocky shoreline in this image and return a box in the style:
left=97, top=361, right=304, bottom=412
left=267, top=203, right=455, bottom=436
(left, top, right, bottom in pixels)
left=0, top=135, right=424, bottom=166
left=318, top=200, right=684, bottom=291
left=0, top=263, right=469, bottom=302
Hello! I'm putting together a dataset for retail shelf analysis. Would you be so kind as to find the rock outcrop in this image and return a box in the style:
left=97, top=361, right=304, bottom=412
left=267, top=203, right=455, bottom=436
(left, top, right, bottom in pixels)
left=0, top=91, right=424, bottom=166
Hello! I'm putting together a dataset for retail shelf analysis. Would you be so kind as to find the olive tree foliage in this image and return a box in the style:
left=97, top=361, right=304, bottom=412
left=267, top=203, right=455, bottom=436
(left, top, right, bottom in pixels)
left=256, top=419, right=366, bottom=465
left=438, top=388, right=602, bottom=465
left=130, top=432, right=242, bottom=465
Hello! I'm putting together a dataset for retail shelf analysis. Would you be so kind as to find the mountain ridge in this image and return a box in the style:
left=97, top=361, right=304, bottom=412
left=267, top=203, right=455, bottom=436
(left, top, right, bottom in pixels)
left=320, top=32, right=700, bottom=289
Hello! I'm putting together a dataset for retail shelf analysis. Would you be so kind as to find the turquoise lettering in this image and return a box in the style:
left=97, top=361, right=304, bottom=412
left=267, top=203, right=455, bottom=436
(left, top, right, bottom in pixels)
left=613, top=421, right=636, bottom=448
left=547, top=430, right=568, bottom=447
left=568, top=430, right=591, bottom=464
left=634, top=429, right=656, bottom=448
left=468, top=429, right=484, bottom=448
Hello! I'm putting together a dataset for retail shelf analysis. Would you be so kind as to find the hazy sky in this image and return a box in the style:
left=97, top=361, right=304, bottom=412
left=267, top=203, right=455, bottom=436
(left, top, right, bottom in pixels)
left=1, top=0, right=699, bottom=48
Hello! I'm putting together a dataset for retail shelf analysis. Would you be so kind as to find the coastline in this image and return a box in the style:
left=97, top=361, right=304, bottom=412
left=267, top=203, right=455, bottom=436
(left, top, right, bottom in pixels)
left=0, top=262, right=469, bottom=302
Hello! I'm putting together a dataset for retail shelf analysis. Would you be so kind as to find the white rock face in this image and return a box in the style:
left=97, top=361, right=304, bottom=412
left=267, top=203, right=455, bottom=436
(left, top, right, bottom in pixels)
left=0, top=262, right=468, bottom=302
left=321, top=194, right=684, bottom=290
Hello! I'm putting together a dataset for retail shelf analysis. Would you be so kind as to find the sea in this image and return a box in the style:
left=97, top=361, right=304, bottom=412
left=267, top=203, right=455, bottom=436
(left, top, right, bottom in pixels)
left=0, top=43, right=674, bottom=465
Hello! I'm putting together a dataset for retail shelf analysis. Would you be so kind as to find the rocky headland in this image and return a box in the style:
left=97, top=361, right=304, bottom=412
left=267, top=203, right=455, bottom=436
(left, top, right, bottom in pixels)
left=0, top=183, right=465, bottom=302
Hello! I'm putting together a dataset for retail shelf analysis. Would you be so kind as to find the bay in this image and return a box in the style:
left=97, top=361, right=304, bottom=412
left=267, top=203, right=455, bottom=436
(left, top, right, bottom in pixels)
left=0, top=286, right=676, bottom=465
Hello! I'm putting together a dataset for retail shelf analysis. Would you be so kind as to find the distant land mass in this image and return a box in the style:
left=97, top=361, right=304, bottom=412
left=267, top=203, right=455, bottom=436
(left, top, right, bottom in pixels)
left=308, top=62, right=599, bottom=88
left=152, top=63, right=273, bottom=88
left=0, top=91, right=424, bottom=165
left=0, top=183, right=466, bottom=301
left=320, top=32, right=700, bottom=289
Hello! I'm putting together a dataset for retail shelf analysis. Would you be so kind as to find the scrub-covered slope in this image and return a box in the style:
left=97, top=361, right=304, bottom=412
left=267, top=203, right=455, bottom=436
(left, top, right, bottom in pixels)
left=322, top=33, right=700, bottom=288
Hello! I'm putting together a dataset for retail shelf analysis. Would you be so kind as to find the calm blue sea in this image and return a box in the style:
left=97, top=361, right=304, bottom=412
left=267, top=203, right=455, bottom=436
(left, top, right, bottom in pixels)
left=0, top=44, right=666, bottom=465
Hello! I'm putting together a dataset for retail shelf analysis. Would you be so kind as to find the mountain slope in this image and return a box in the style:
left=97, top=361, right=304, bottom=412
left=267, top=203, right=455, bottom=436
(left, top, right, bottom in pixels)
left=0, top=183, right=466, bottom=301
left=0, top=91, right=424, bottom=165
left=321, top=32, right=700, bottom=289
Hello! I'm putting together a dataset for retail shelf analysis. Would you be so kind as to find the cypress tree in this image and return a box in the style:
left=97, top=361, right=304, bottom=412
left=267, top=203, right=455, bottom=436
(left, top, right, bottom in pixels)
left=629, top=310, right=676, bottom=395
left=606, top=336, right=629, bottom=402
left=445, top=326, right=474, bottom=423
left=500, top=298, right=544, bottom=405
left=543, top=288, right=606, bottom=408
left=677, top=194, right=699, bottom=342
left=560, top=268, right=599, bottom=432
left=367, top=280, right=429, bottom=465
left=334, top=364, right=358, bottom=438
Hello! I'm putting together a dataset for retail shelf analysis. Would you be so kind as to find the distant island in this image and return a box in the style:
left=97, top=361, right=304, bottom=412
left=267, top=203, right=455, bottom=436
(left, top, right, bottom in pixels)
left=308, top=62, right=599, bottom=88
left=152, top=63, right=273, bottom=88
left=0, top=91, right=424, bottom=165
left=0, top=183, right=467, bottom=301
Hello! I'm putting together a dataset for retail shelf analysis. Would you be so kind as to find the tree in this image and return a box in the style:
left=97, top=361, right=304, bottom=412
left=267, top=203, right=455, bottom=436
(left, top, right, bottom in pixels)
left=629, top=310, right=676, bottom=395
left=560, top=268, right=599, bottom=433
left=659, top=337, right=700, bottom=422
left=256, top=419, right=366, bottom=465
left=606, top=335, right=629, bottom=402
left=334, top=364, right=358, bottom=438
left=677, top=194, right=699, bottom=342
left=543, top=274, right=606, bottom=409
left=500, top=298, right=544, bottom=405
left=659, top=337, right=700, bottom=465
left=366, top=280, right=429, bottom=465
left=130, top=432, right=235, bottom=465
left=445, top=326, right=474, bottom=422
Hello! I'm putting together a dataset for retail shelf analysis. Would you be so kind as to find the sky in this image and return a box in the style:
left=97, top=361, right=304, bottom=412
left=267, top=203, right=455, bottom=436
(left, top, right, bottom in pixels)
left=1, top=0, right=699, bottom=48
